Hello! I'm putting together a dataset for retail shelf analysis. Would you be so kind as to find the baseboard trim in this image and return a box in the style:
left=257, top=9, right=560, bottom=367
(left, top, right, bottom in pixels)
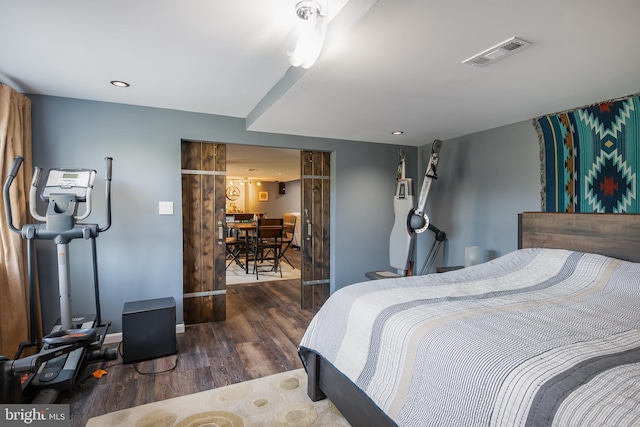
left=103, top=323, right=186, bottom=345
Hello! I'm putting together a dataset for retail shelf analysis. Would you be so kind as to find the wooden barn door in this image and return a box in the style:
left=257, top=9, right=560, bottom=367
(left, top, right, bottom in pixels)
left=300, top=151, right=331, bottom=309
left=181, top=141, right=227, bottom=323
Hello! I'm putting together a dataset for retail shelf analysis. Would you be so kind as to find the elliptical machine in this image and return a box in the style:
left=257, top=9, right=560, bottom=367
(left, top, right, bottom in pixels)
left=1, top=156, right=116, bottom=403
left=389, top=140, right=447, bottom=276
left=366, top=141, right=446, bottom=280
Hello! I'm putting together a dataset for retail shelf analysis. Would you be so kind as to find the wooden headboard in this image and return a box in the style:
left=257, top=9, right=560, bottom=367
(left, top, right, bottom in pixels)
left=518, top=212, right=640, bottom=263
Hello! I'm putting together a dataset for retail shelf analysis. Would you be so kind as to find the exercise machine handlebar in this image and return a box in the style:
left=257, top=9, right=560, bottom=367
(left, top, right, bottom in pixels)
left=29, top=167, right=46, bottom=222
left=3, top=156, right=24, bottom=234
left=7, top=155, right=23, bottom=179
left=100, top=157, right=113, bottom=233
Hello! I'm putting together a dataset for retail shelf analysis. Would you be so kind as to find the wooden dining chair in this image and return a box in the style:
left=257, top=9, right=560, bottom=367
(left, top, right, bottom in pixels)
left=226, top=213, right=254, bottom=270
left=225, top=233, right=244, bottom=269
left=251, top=218, right=283, bottom=279
left=278, top=214, right=297, bottom=269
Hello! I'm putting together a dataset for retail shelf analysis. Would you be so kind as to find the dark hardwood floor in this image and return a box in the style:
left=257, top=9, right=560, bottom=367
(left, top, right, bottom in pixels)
left=60, top=248, right=316, bottom=427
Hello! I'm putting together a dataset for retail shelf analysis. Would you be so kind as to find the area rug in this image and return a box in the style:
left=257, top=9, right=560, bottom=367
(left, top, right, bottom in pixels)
left=226, top=261, right=300, bottom=285
left=534, top=93, right=639, bottom=213
left=86, top=369, right=349, bottom=427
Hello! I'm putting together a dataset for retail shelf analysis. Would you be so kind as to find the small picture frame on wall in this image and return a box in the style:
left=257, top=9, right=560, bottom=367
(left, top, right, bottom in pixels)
left=258, top=191, right=269, bottom=201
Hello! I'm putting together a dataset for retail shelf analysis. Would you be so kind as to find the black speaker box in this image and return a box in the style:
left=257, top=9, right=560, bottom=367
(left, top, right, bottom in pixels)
left=122, top=297, right=177, bottom=363
left=279, top=182, right=286, bottom=194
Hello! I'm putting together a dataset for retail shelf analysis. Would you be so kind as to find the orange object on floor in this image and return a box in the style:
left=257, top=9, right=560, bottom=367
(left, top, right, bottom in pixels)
left=92, top=369, right=107, bottom=378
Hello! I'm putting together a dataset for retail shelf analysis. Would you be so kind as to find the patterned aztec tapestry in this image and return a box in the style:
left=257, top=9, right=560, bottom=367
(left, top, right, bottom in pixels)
left=534, top=94, right=640, bottom=213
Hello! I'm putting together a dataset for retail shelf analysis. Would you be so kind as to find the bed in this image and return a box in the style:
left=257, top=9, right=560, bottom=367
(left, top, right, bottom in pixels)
left=298, top=212, right=640, bottom=426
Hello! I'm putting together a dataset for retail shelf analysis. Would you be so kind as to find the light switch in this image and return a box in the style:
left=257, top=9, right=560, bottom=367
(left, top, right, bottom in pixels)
left=159, top=201, right=174, bottom=215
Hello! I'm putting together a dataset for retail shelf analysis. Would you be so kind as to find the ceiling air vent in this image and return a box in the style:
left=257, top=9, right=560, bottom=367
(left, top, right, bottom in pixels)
left=462, top=37, right=531, bottom=66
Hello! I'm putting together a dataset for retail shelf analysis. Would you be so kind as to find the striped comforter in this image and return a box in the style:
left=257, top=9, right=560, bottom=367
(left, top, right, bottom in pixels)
left=298, top=248, right=640, bottom=426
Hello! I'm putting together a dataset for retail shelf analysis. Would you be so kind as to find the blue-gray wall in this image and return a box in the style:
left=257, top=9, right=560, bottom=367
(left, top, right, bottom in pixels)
left=29, top=95, right=414, bottom=332
left=415, top=120, right=541, bottom=271
left=28, top=94, right=544, bottom=334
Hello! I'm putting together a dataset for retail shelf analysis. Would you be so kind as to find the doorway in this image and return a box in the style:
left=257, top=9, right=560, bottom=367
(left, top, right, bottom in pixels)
left=224, top=145, right=331, bottom=309
left=224, top=144, right=302, bottom=286
left=182, top=142, right=331, bottom=325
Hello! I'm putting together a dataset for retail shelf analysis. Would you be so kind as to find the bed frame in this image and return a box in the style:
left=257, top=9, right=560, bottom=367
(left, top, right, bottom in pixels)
left=518, top=212, right=640, bottom=262
left=304, top=212, right=640, bottom=427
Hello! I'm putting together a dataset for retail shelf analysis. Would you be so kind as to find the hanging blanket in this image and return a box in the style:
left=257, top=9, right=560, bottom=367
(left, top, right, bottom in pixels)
left=534, top=94, right=640, bottom=212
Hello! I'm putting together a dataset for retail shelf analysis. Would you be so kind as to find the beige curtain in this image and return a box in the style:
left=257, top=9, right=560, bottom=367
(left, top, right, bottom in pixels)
left=0, top=84, right=38, bottom=356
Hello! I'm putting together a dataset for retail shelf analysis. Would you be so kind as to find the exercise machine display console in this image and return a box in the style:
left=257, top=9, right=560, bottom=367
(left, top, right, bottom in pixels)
left=41, top=169, right=95, bottom=201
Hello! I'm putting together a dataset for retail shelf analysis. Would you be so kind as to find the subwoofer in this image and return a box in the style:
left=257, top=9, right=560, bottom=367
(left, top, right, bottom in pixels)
left=122, top=297, right=177, bottom=363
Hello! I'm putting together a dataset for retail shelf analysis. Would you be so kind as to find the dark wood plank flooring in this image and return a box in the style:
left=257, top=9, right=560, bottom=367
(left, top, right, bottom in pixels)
left=59, top=249, right=316, bottom=427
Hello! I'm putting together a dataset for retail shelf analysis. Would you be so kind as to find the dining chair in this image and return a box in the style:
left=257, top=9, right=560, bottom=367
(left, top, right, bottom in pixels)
left=226, top=228, right=245, bottom=269
left=251, top=218, right=283, bottom=279
left=278, top=214, right=297, bottom=269
left=226, top=213, right=255, bottom=268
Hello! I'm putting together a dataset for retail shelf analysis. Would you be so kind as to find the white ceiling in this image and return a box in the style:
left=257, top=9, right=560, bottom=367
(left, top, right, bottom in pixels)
left=2, top=0, right=639, bottom=181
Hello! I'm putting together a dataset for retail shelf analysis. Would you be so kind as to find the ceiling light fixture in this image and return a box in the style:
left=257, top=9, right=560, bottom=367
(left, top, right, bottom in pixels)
left=287, top=0, right=328, bottom=69
left=110, top=80, right=130, bottom=87
left=391, top=131, right=404, bottom=135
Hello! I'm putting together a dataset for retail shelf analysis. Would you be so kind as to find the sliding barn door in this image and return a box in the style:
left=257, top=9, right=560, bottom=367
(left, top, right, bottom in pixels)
left=181, top=141, right=227, bottom=323
left=300, top=151, right=331, bottom=309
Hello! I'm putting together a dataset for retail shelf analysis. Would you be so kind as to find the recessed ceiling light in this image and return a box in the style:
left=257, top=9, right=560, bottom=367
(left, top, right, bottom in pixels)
left=391, top=131, right=404, bottom=135
left=110, top=80, right=130, bottom=88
